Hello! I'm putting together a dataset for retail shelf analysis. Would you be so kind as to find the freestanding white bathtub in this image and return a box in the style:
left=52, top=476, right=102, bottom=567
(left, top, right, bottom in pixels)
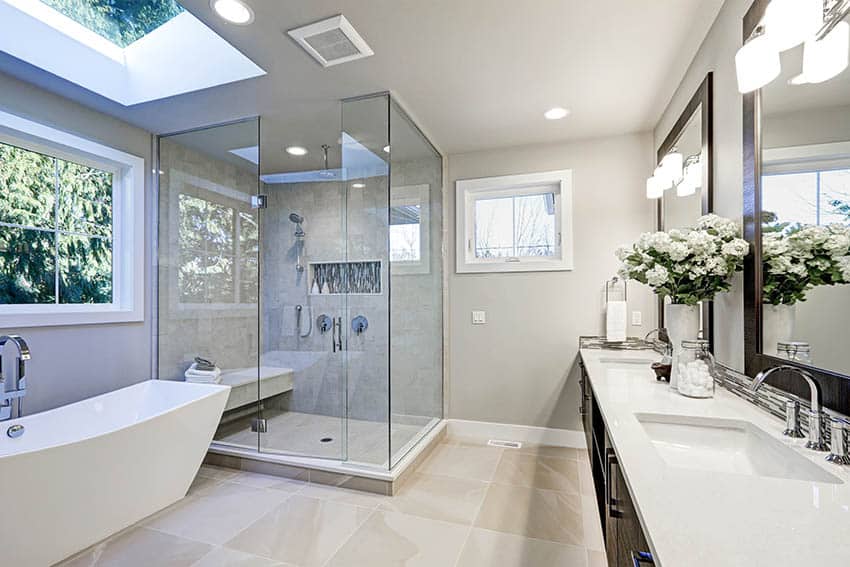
left=0, top=379, right=229, bottom=567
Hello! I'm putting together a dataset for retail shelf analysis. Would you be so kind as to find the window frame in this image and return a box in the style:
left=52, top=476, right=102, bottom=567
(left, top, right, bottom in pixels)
left=0, top=110, right=145, bottom=328
left=456, top=169, right=573, bottom=273
left=390, top=184, right=430, bottom=275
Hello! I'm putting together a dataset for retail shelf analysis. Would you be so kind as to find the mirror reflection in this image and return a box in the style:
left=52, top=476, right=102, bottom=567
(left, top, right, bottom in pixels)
left=660, top=105, right=707, bottom=339
left=760, top=40, right=850, bottom=373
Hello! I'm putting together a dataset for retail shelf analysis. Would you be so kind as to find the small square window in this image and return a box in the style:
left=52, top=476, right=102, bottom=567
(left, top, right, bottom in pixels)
left=457, top=170, right=573, bottom=273
left=390, top=184, right=431, bottom=274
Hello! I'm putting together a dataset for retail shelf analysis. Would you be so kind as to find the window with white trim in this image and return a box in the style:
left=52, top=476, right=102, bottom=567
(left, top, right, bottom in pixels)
left=763, top=142, right=850, bottom=227
left=0, top=110, right=145, bottom=327
left=456, top=170, right=573, bottom=273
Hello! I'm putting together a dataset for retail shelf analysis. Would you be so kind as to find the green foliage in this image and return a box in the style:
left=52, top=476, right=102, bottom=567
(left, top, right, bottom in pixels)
left=0, top=142, right=113, bottom=305
left=40, top=0, right=184, bottom=48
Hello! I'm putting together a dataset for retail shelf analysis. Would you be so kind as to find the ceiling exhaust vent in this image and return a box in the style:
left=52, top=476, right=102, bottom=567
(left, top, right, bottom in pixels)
left=288, top=15, right=373, bottom=67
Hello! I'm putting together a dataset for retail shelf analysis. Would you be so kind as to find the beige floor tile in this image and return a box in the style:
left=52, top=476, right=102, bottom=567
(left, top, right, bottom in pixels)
left=224, top=495, right=372, bottom=566
left=516, top=444, right=585, bottom=461
left=474, top=484, right=585, bottom=546
left=581, top=494, right=605, bottom=552
left=145, top=482, right=291, bottom=545
left=492, top=453, right=581, bottom=494
left=418, top=443, right=503, bottom=481
left=378, top=472, right=488, bottom=525
left=228, top=470, right=307, bottom=492
left=587, top=549, right=609, bottom=567
left=191, top=546, right=290, bottom=566
left=578, top=461, right=595, bottom=496
left=326, top=511, right=469, bottom=567
left=188, top=474, right=224, bottom=496
left=298, top=482, right=389, bottom=508
left=456, top=528, right=588, bottom=567
left=197, top=465, right=239, bottom=481
left=60, top=527, right=212, bottom=567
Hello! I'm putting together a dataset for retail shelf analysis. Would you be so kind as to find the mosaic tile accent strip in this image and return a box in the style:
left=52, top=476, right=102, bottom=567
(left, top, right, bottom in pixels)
left=310, top=261, right=381, bottom=295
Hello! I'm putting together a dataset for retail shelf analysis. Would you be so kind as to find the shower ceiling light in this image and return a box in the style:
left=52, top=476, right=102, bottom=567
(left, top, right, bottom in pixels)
left=351, top=182, right=366, bottom=188
left=210, top=0, right=254, bottom=25
left=286, top=146, right=308, bottom=156
left=544, top=107, right=570, bottom=120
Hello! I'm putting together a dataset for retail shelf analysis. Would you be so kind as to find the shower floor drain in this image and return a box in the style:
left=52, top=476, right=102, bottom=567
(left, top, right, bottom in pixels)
left=488, top=439, right=522, bottom=449
left=320, top=437, right=333, bottom=443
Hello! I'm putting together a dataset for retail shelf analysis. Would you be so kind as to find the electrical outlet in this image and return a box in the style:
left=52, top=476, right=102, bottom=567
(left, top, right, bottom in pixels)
left=631, top=311, right=642, bottom=326
left=472, top=310, right=486, bottom=325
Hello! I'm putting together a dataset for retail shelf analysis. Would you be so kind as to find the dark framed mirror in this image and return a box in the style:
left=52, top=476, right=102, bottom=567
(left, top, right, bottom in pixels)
left=743, top=0, right=850, bottom=415
left=656, top=73, right=714, bottom=348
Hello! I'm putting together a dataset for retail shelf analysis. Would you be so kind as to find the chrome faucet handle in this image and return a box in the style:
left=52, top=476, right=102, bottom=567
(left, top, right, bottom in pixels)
left=806, top=410, right=829, bottom=452
left=826, top=417, right=850, bottom=465
left=783, top=401, right=805, bottom=438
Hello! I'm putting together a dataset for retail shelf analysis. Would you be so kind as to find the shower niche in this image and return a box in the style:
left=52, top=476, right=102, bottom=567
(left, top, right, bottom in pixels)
left=310, top=260, right=382, bottom=295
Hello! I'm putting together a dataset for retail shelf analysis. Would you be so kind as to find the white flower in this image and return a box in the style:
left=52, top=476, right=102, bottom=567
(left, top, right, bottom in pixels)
left=686, top=230, right=716, bottom=254
left=824, top=233, right=850, bottom=256
left=645, top=265, right=669, bottom=286
left=838, top=256, right=850, bottom=282
left=615, top=246, right=631, bottom=261
left=668, top=242, right=690, bottom=261
left=647, top=232, right=673, bottom=254
left=721, top=239, right=749, bottom=258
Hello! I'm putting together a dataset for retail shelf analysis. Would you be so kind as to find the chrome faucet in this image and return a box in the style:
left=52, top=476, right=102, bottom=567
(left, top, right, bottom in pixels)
left=0, top=335, right=30, bottom=421
left=750, top=365, right=828, bottom=451
left=644, top=328, right=672, bottom=356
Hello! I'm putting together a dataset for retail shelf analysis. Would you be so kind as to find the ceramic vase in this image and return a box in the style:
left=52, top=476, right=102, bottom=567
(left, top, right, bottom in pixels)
left=665, top=303, right=700, bottom=389
left=763, top=303, right=796, bottom=356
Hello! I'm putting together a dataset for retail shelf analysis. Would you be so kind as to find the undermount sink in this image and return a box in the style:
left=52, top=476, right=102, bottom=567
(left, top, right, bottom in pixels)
left=598, top=356, right=655, bottom=365
left=636, top=413, right=842, bottom=484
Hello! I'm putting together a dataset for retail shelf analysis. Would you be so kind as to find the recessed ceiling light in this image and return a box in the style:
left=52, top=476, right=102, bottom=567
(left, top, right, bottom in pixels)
left=351, top=182, right=366, bottom=188
left=210, top=0, right=254, bottom=25
left=383, top=145, right=390, bottom=153
left=544, top=107, right=570, bottom=120
left=286, top=146, right=308, bottom=156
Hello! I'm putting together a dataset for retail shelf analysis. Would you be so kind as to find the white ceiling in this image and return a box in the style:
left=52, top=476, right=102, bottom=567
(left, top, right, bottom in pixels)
left=0, top=0, right=725, bottom=164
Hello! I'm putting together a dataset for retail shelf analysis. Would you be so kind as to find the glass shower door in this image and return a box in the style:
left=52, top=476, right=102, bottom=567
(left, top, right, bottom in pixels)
left=257, top=112, right=348, bottom=460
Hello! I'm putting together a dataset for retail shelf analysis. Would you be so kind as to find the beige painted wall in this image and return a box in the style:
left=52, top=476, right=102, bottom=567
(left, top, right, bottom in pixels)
left=446, top=133, right=656, bottom=430
left=653, top=0, right=752, bottom=371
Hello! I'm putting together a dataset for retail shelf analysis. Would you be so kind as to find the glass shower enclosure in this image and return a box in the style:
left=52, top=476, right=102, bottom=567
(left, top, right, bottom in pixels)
left=155, top=93, right=443, bottom=470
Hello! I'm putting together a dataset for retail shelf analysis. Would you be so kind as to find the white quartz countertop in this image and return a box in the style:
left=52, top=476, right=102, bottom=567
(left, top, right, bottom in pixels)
left=579, top=348, right=850, bottom=566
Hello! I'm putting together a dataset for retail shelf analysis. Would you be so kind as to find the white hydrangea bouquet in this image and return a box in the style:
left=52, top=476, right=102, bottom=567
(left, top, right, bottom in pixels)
left=615, top=214, right=749, bottom=305
left=763, top=223, right=850, bottom=305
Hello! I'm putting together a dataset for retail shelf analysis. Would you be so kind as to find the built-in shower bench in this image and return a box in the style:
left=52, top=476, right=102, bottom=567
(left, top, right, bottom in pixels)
left=220, top=366, right=294, bottom=412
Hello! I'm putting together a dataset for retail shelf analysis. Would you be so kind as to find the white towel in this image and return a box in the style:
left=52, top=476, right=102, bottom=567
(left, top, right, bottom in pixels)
left=184, top=362, right=222, bottom=384
left=606, top=300, right=627, bottom=343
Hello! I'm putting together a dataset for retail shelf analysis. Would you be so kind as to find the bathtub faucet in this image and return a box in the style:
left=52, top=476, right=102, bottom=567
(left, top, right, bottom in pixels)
left=0, top=335, right=30, bottom=421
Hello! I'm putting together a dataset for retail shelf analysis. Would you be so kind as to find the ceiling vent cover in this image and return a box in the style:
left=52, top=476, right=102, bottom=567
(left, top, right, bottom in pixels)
left=288, top=15, right=373, bottom=67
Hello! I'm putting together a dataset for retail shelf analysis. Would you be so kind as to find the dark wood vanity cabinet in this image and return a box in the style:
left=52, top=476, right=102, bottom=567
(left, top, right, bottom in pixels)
left=580, top=362, right=654, bottom=566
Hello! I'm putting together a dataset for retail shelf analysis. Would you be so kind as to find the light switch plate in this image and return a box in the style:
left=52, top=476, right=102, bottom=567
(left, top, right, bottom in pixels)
left=631, top=311, right=642, bottom=326
left=472, top=310, right=486, bottom=325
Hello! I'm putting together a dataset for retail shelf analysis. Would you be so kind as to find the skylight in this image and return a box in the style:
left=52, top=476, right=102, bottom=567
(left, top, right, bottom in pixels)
left=0, top=0, right=266, bottom=106
left=38, top=0, right=184, bottom=48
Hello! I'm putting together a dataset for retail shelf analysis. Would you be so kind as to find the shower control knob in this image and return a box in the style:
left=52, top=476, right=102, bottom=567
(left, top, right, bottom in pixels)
left=317, top=314, right=332, bottom=334
left=352, top=315, right=368, bottom=335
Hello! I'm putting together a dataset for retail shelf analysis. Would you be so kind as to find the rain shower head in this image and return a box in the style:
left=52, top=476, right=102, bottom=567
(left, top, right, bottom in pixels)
left=289, top=213, right=304, bottom=224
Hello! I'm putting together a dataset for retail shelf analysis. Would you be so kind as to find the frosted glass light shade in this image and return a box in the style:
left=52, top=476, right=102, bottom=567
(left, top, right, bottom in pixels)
left=646, top=176, right=664, bottom=199
left=654, top=166, right=673, bottom=190
left=802, top=22, right=850, bottom=84
left=735, top=34, right=781, bottom=93
left=764, top=0, right=823, bottom=51
left=661, top=152, right=684, bottom=184
left=684, top=160, right=702, bottom=190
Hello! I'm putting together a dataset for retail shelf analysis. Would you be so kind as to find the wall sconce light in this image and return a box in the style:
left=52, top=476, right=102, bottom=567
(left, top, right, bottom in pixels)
left=736, top=0, right=850, bottom=93
left=647, top=152, right=701, bottom=200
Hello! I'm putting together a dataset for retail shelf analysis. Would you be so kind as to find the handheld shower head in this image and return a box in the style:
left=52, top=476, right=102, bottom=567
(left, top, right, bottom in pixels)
left=289, top=213, right=304, bottom=224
